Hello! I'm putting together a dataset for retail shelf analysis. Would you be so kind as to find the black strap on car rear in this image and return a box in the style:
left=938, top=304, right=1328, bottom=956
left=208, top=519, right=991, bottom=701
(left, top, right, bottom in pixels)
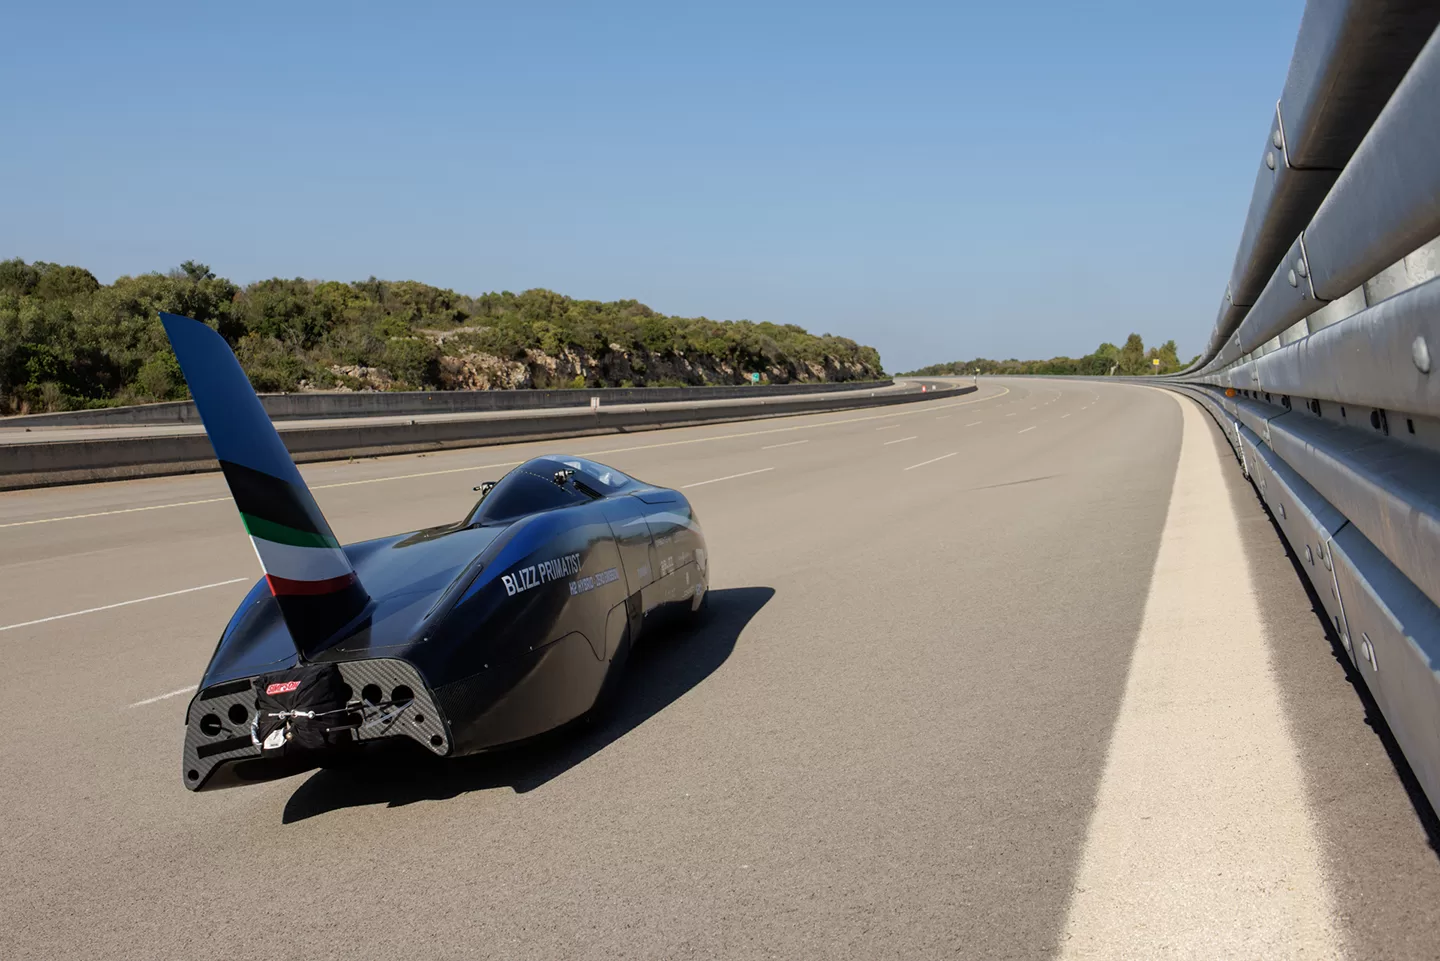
left=251, top=663, right=359, bottom=756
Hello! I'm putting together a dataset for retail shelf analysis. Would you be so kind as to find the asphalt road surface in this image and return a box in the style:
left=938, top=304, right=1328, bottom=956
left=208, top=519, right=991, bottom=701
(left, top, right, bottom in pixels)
left=4, top=378, right=1438, bottom=960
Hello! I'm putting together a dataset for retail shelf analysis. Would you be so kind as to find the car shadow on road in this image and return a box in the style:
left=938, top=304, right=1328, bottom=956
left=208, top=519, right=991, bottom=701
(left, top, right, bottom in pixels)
left=281, top=585, right=773, bottom=823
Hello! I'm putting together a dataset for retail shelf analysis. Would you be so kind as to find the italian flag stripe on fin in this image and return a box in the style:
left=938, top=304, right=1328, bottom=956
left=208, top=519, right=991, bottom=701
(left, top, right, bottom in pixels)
left=242, top=512, right=340, bottom=550
left=266, top=572, right=359, bottom=596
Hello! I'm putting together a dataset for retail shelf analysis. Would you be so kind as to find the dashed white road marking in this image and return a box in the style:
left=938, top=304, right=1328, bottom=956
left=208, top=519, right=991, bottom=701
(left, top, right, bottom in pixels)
left=1005, top=413, right=1017, bottom=417
left=760, top=440, right=809, bottom=450
left=1056, top=393, right=1339, bottom=959
left=311, top=461, right=523, bottom=490
left=875, top=424, right=901, bottom=431
left=681, top=467, right=775, bottom=489
left=129, top=686, right=198, bottom=708
left=903, top=452, right=958, bottom=471
left=0, top=462, right=526, bottom=528
left=882, top=435, right=918, bottom=445
left=1061, top=414, right=1071, bottom=419
left=1018, top=426, right=1036, bottom=434
left=965, top=421, right=982, bottom=427
left=0, top=578, right=250, bottom=633
left=0, top=495, right=234, bottom=528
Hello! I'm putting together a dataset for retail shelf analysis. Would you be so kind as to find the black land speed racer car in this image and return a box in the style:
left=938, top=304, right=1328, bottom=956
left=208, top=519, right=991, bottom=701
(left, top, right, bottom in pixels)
left=162, top=312, right=708, bottom=791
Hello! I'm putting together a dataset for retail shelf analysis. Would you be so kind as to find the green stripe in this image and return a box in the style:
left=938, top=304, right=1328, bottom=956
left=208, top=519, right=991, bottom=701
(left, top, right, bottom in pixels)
left=242, top=512, right=340, bottom=549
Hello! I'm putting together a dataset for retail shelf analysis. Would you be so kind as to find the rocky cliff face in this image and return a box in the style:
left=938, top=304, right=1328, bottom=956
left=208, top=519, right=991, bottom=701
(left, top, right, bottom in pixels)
left=330, top=342, right=881, bottom=392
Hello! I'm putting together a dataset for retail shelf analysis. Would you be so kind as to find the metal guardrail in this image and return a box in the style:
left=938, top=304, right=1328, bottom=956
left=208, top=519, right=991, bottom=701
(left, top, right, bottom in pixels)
left=1169, top=1, right=1440, bottom=812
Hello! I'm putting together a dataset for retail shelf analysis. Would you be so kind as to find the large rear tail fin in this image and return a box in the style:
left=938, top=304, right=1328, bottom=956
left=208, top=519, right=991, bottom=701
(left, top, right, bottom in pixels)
left=160, top=312, right=370, bottom=657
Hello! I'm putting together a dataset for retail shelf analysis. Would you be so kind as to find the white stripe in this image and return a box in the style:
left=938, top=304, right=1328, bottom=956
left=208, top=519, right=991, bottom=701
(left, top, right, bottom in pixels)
left=882, top=435, right=917, bottom=445
left=761, top=440, right=809, bottom=450
left=250, top=537, right=353, bottom=582
left=681, top=467, right=774, bottom=489
left=0, top=461, right=522, bottom=528
left=129, top=685, right=198, bottom=708
left=1018, top=426, right=1036, bottom=434
left=0, top=496, right=231, bottom=529
left=965, top=421, right=981, bottom=427
left=0, top=578, right=248, bottom=633
left=903, top=452, right=958, bottom=471
left=1056, top=395, right=1339, bottom=958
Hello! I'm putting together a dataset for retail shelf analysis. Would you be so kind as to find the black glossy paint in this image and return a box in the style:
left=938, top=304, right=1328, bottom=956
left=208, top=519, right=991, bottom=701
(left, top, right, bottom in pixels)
left=187, top=455, right=709, bottom=790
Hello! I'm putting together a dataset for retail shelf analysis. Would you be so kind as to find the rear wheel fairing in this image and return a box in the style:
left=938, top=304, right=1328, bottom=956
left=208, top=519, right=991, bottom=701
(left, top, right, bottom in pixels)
left=642, top=561, right=708, bottom=616
left=436, top=631, right=608, bottom=753
left=598, top=496, right=658, bottom=593
left=412, top=505, right=630, bottom=684
left=640, top=494, right=707, bottom=615
left=411, top=504, right=641, bottom=751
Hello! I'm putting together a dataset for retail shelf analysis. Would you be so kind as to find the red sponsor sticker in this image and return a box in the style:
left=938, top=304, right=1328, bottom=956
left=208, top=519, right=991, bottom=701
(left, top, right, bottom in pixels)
left=265, top=680, right=301, bottom=696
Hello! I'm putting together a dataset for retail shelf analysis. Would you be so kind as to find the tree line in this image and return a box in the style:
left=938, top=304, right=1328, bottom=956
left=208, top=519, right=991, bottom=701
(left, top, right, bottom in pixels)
left=0, top=259, right=885, bottom=414
left=901, top=334, right=1192, bottom=377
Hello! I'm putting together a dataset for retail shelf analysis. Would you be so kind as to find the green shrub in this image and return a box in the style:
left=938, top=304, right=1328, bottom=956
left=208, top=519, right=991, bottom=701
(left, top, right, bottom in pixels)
left=0, top=258, right=886, bottom=413
left=381, top=337, right=440, bottom=388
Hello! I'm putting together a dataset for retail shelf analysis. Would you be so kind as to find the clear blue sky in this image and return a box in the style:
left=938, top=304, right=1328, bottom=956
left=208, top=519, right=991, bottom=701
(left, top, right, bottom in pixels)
left=0, top=0, right=1304, bottom=372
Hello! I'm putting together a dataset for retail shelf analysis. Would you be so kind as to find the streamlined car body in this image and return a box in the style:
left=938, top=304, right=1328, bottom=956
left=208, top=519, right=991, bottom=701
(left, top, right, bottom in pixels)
left=162, top=313, right=708, bottom=791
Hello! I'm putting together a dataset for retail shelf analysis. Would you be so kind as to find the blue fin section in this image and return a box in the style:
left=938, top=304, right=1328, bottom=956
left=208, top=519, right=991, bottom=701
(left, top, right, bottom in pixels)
left=160, top=312, right=370, bottom=658
left=160, top=312, right=305, bottom=487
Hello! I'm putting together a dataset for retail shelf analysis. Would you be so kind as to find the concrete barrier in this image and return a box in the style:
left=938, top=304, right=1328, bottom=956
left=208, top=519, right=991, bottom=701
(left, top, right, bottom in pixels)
left=0, top=385, right=974, bottom=490
left=4, top=379, right=894, bottom=428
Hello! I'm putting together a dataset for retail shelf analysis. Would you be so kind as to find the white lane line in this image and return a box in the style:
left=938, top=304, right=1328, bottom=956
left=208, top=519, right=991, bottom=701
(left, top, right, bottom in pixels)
left=0, top=461, right=529, bottom=530
left=1061, top=413, right=1071, bottom=419
left=882, top=435, right=918, bottom=445
left=760, top=440, right=809, bottom=450
left=903, top=452, right=958, bottom=471
left=312, top=461, right=522, bottom=491
left=1005, top=412, right=1017, bottom=417
left=1018, top=426, right=1036, bottom=434
left=581, top=387, right=1005, bottom=453
left=681, top=467, right=775, bottom=489
left=875, top=424, right=901, bottom=431
left=0, top=578, right=249, bottom=633
left=1056, top=395, right=1338, bottom=959
left=935, top=416, right=951, bottom=421
left=0, top=495, right=233, bottom=528
left=2, top=388, right=1015, bottom=529
left=129, top=685, right=197, bottom=708
left=965, top=421, right=982, bottom=427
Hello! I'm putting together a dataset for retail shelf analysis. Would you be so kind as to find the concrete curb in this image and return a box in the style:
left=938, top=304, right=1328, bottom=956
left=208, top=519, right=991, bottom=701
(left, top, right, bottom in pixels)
left=0, top=385, right=974, bottom=490
left=3, top=379, right=895, bottom=428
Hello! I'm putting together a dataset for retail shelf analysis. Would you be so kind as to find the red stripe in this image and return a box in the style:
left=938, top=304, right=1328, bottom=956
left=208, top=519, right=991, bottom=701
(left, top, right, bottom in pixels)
left=265, top=572, right=357, bottom=596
